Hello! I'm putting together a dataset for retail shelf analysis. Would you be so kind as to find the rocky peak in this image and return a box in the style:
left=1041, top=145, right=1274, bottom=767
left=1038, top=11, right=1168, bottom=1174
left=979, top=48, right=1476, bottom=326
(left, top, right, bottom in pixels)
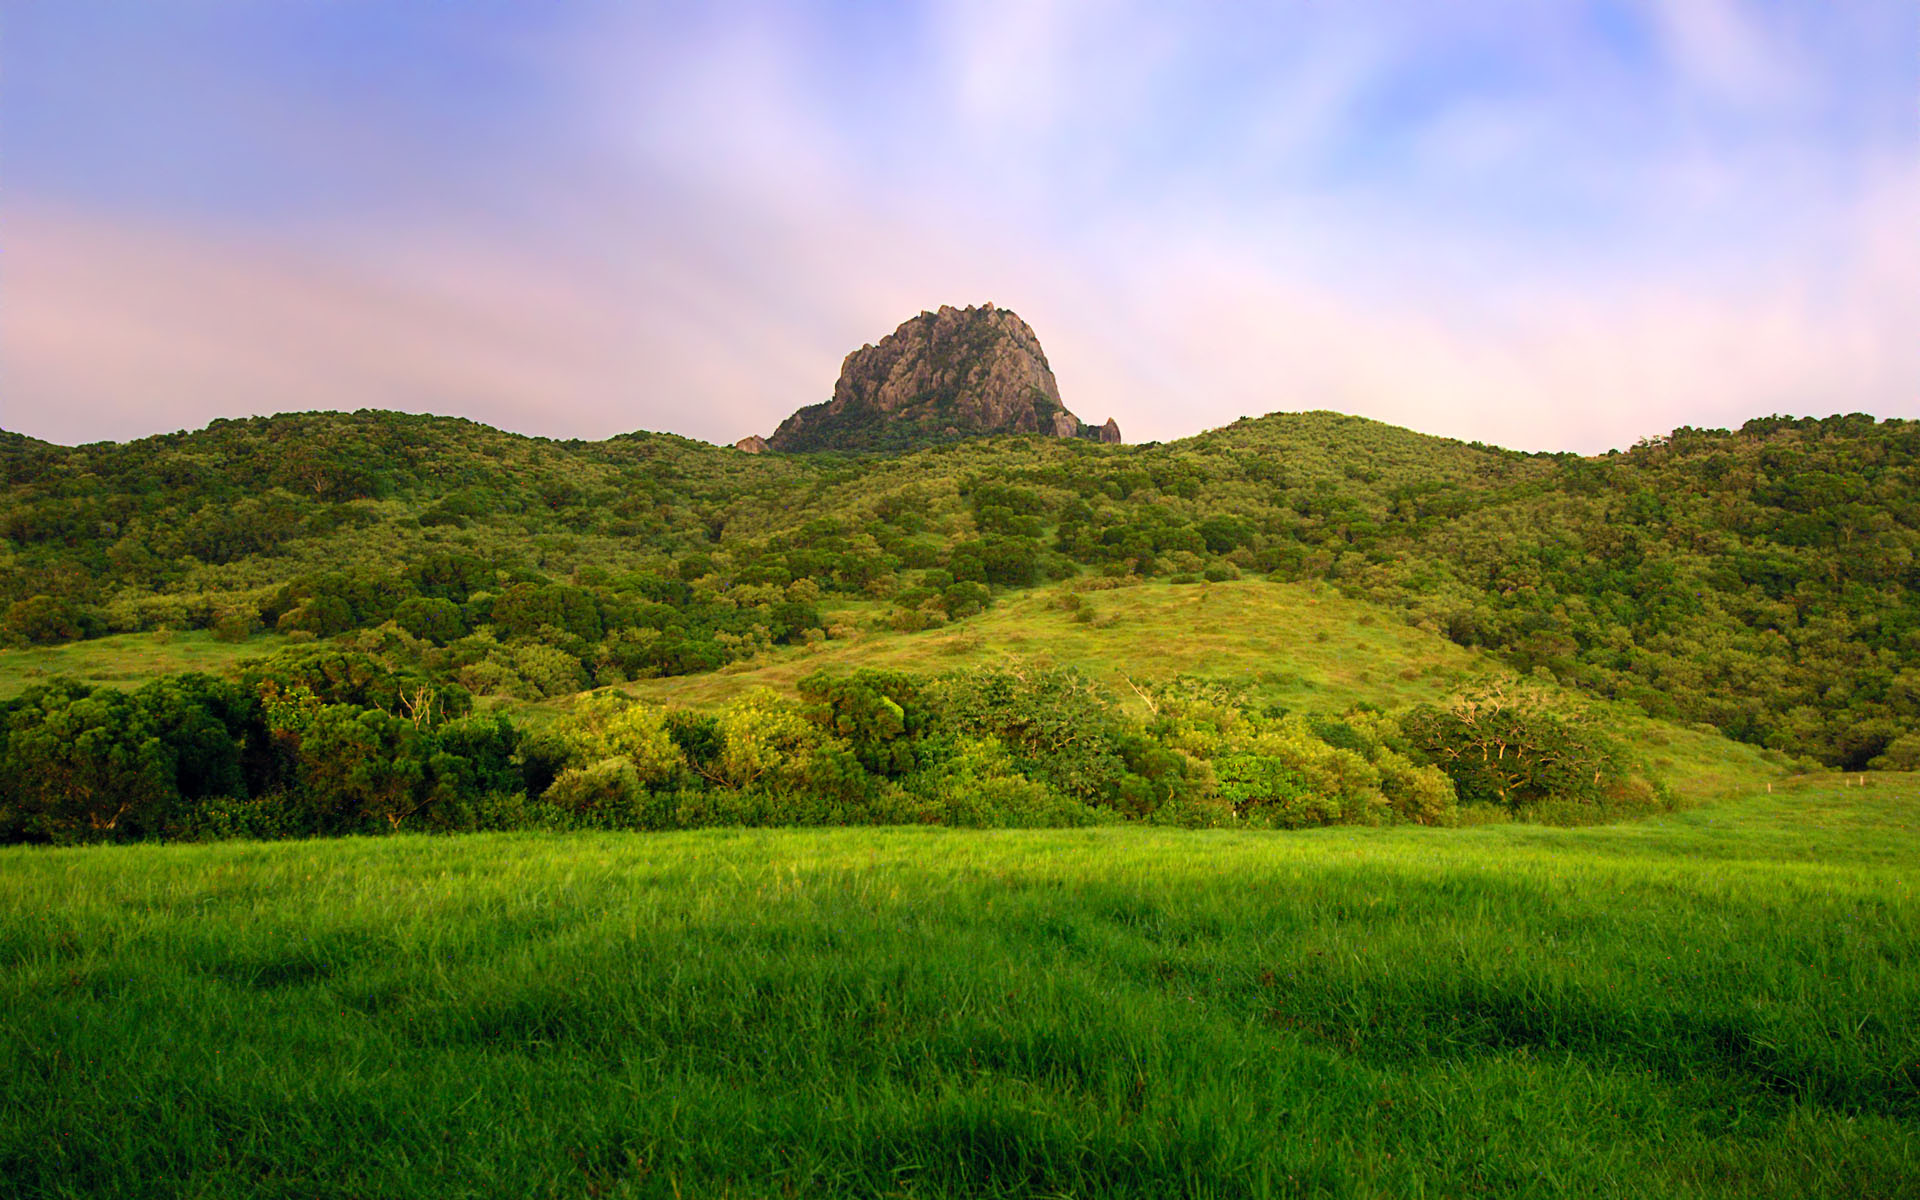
left=759, top=304, right=1121, bottom=453
left=732, top=435, right=768, bottom=454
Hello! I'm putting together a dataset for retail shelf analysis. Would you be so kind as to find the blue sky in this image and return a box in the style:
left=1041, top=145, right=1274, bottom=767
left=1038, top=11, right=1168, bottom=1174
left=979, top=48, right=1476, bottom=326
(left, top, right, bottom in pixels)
left=4, top=0, right=1915, bottom=451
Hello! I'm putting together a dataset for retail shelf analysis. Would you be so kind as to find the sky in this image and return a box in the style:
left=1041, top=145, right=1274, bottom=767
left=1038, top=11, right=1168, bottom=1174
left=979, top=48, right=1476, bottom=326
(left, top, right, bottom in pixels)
left=3, top=0, right=1915, bottom=453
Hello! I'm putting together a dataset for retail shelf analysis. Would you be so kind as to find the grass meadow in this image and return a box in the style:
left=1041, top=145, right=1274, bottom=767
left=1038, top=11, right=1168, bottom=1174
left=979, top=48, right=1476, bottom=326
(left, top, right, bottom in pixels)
left=4, top=776, right=1916, bottom=1198
left=0, top=630, right=289, bottom=701
left=624, top=580, right=1484, bottom=715
left=616, top=578, right=1787, bottom=809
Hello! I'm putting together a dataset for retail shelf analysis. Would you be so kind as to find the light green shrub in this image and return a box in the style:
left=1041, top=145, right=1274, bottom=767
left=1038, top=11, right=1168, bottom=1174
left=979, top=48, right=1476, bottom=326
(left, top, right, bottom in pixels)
left=562, top=693, right=682, bottom=784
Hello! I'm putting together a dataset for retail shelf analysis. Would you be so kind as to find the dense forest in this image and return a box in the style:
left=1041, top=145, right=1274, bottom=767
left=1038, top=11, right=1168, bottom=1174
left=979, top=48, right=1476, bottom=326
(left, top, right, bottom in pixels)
left=0, top=407, right=1915, bottom=842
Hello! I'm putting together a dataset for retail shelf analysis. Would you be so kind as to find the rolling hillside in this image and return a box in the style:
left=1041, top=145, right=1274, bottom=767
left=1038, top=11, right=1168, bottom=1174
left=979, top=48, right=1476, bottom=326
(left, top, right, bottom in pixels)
left=4, top=407, right=1915, bottom=769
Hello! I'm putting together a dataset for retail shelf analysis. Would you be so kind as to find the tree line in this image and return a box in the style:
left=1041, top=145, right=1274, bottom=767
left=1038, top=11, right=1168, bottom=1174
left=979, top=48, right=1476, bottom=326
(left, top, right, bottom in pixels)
left=1, top=645, right=1672, bottom=844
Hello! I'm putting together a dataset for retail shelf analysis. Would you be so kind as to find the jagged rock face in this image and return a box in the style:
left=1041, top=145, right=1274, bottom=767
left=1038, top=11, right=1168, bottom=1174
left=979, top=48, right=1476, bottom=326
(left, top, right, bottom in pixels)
left=1098, top=418, right=1123, bottom=444
left=733, top=435, right=768, bottom=454
left=767, top=304, right=1090, bottom=453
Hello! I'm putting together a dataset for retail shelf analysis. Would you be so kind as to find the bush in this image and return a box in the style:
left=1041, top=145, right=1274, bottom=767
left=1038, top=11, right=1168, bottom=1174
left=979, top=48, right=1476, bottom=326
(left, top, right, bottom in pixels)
left=1214, top=753, right=1330, bottom=826
left=0, top=674, right=275, bottom=843
left=1, top=682, right=176, bottom=841
left=209, top=612, right=255, bottom=643
left=394, top=596, right=467, bottom=644
left=1112, top=734, right=1210, bottom=819
left=4, top=595, right=84, bottom=645
left=559, top=693, right=683, bottom=784
left=888, top=606, right=947, bottom=633
left=246, top=648, right=471, bottom=718
left=167, top=791, right=301, bottom=841
left=1400, top=679, right=1635, bottom=812
left=509, top=642, right=589, bottom=698
left=431, top=715, right=520, bottom=801
left=1373, top=748, right=1457, bottom=825
left=902, top=736, right=1111, bottom=828
left=705, top=689, right=838, bottom=794
left=545, top=758, right=647, bottom=825
left=1869, top=733, right=1920, bottom=772
left=929, top=664, right=1131, bottom=802
left=295, top=706, right=432, bottom=832
left=266, top=569, right=412, bottom=636
left=490, top=583, right=603, bottom=642
left=941, top=581, right=992, bottom=619
left=798, top=669, right=927, bottom=776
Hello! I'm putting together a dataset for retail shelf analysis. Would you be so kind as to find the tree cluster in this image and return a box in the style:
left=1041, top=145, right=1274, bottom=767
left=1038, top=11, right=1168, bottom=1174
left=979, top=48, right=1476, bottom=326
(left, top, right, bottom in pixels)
left=3, top=649, right=1664, bottom=844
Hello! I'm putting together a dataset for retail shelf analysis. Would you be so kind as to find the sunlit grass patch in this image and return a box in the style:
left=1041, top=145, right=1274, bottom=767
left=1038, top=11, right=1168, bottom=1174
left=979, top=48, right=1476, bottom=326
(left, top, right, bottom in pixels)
left=621, top=578, right=1491, bottom=712
left=606, top=577, right=1781, bottom=807
left=0, top=629, right=287, bottom=699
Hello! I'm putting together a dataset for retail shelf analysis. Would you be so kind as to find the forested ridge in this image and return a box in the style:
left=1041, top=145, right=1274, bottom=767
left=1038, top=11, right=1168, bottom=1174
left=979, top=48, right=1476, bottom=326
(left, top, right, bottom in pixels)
left=2, top=406, right=1916, bottom=840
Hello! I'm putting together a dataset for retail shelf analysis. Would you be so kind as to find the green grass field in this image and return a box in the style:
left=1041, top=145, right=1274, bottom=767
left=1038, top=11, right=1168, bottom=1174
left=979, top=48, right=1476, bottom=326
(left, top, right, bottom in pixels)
left=4, top=777, right=1915, bottom=1198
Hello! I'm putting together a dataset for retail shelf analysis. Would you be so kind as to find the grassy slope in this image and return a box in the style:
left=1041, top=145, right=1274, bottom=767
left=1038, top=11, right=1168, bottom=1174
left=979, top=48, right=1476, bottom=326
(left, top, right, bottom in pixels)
left=610, top=578, right=1784, bottom=807
left=0, top=629, right=290, bottom=700
left=631, top=578, right=1481, bottom=712
left=0, top=576, right=1493, bottom=710
left=0, top=576, right=1784, bottom=805
left=4, top=777, right=1915, bottom=1198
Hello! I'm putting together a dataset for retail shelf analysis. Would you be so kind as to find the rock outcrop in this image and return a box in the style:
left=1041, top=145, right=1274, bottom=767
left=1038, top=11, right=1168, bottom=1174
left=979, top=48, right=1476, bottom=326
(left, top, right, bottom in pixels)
left=760, top=304, right=1120, bottom=453
left=732, top=435, right=768, bottom=454
left=1098, top=418, right=1122, bottom=444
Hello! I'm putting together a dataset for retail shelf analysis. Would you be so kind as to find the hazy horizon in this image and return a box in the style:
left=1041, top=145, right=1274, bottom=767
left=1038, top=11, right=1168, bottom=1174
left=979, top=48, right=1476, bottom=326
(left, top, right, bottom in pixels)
left=5, top=2, right=1915, bottom=454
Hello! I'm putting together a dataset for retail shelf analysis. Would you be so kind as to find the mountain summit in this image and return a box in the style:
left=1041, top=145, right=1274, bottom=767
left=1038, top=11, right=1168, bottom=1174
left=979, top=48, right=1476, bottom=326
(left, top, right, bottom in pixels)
left=760, top=304, right=1120, bottom=453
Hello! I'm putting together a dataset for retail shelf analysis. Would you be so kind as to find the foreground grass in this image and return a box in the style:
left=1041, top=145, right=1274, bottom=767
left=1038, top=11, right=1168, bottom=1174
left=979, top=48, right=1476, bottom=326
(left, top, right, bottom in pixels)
left=4, top=780, right=1916, bottom=1198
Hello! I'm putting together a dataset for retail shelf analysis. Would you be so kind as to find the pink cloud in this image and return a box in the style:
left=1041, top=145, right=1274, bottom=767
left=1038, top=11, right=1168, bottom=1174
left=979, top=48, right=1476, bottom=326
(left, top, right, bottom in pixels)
left=2, top=206, right=832, bottom=446
left=8, top=173, right=1915, bottom=457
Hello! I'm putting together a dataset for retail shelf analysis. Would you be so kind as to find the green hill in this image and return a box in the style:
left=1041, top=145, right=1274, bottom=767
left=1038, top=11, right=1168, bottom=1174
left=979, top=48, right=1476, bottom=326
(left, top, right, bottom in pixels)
left=5, top=407, right=1915, bottom=772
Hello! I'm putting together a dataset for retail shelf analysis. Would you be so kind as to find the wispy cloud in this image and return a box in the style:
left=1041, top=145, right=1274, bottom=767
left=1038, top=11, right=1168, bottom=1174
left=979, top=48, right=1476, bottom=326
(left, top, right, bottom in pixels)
left=1643, top=0, right=1806, bottom=103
